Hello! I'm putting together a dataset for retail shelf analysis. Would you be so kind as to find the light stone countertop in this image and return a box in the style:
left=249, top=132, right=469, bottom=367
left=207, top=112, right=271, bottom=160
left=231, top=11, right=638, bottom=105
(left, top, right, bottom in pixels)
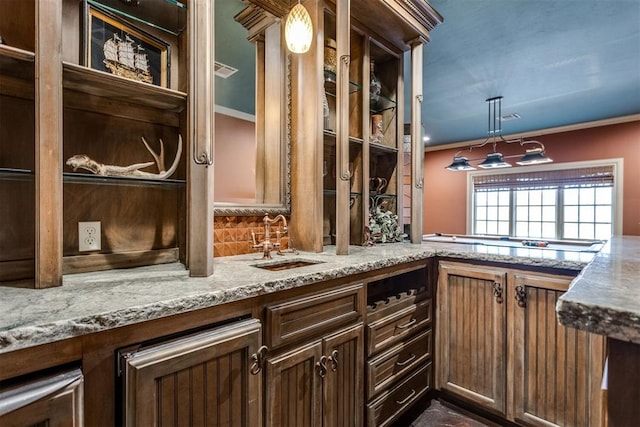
left=0, top=237, right=634, bottom=355
left=557, top=235, right=640, bottom=344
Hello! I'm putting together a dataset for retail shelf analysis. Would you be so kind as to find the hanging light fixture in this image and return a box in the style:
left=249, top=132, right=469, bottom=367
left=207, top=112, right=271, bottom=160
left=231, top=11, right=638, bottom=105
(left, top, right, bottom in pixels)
left=285, top=1, right=313, bottom=54
left=445, top=96, right=553, bottom=171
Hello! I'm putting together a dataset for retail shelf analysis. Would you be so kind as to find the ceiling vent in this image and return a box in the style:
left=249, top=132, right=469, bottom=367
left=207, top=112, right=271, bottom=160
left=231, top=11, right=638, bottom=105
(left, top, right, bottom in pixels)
left=214, top=61, right=238, bottom=78
left=501, top=113, right=521, bottom=121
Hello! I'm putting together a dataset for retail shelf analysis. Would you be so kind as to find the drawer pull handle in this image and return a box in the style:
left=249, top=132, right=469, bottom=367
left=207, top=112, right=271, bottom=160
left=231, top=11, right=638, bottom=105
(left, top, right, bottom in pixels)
left=328, top=349, right=339, bottom=372
left=250, top=345, right=269, bottom=375
left=493, top=282, right=503, bottom=304
left=316, top=355, right=328, bottom=378
left=395, top=353, right=416, bottom=367
left=395, top=388, right=416, bottom=405
left=396, top=318, right=417, bottom=329
left=515, top=285, right=527, bottom=307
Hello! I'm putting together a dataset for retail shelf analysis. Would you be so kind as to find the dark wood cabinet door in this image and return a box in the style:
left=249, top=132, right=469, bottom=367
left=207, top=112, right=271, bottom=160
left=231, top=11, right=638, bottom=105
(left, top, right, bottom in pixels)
left=265, top=340, right=323, bottom=427
left=122, top=318, right=262, bottom=427
left=436, top=261, right=507, bottom=416
left=322, top=323, right=364, bottom=427
left=510, top=272, right=605, bottom=427
left=0, top=369, right=83, bottom=427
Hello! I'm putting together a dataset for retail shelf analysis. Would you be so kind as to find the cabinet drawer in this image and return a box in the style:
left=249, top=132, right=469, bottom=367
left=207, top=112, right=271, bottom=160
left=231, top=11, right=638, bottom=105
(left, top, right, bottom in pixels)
left=366, top=361, right=432, bottom=427
left=367, top=328, right=431, bottom=399
left=265, top=283, right=365, bottom=348
left=367, top=298, right=431, bottom=355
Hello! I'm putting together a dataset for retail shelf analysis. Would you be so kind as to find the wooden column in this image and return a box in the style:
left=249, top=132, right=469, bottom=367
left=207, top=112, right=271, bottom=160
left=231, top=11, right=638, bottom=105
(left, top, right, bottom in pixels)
left=410, top=38, right=425, bottom=243
left=188, top=0, right=214, bottom=276
left=34, top=0, right=62, bottom=288
left=335, top=0, right=351, bottom=255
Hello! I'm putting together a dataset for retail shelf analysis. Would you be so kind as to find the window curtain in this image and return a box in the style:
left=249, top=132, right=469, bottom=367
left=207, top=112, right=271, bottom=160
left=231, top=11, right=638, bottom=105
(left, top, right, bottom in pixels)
left=473, top=166, right=614, bottom=191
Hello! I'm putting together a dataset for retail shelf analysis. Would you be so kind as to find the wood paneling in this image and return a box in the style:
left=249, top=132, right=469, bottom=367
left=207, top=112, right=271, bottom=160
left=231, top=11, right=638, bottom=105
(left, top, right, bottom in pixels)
left=366, top=298, right=431, bottom=355
left=0, top=369, right=83, bottom=427
left=122, top=318, right=262, bottom=427
left=323, top=324, right=364, bottom=427
left=436, top=262, right=507, bottom=416
left=511, top=273, right=605, bottom=427
left=266, top=340, right=323, bottom=427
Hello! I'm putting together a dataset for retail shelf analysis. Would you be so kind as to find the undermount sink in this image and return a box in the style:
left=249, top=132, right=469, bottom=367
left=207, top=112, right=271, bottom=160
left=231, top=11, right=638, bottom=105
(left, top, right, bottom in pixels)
left=252, top=258, right=325, bottom=271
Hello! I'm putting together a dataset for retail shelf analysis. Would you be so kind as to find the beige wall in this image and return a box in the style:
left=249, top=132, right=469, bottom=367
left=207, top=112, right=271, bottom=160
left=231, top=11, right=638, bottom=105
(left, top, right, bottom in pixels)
left=422, top=120, right=640, bottom=236
left=214, top=113, right=256, bottom=203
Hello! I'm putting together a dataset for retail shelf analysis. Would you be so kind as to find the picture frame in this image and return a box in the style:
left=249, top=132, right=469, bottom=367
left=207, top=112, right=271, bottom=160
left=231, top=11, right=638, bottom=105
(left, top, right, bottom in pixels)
left=81, top=1, right=170, bottom=88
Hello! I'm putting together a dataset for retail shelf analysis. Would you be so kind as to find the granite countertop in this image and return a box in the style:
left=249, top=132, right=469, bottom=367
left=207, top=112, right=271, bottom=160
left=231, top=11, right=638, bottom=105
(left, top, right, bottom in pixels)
left=557, top=236, right=640, bottom=344
left=1, top=237, right=634, bottom=355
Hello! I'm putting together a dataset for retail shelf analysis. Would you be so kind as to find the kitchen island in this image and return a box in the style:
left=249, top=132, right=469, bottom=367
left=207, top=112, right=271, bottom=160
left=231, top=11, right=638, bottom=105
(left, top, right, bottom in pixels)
left=1, top=236, right=638, bottom=426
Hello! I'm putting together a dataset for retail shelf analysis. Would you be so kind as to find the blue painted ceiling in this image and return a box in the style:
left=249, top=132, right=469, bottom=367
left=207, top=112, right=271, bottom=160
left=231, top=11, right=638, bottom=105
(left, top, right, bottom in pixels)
left=418, top=0, right=640, bottom=146
left=215, top=0, right=640, bottom=146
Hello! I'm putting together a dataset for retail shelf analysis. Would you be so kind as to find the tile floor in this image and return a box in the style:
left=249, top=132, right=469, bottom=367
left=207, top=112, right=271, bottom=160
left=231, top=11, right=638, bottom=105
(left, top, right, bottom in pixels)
left=403, top=400, right=494, bottom=427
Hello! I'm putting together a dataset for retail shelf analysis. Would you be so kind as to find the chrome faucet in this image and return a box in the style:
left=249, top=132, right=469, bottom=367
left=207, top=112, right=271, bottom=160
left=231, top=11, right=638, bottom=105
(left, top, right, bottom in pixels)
left=251, top=213, right=297, bottom=259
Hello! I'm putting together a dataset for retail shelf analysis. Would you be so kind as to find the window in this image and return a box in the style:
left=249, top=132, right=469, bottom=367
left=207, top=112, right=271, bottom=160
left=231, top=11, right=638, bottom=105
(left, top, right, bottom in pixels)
left=470, top=161, right=620, bottom=241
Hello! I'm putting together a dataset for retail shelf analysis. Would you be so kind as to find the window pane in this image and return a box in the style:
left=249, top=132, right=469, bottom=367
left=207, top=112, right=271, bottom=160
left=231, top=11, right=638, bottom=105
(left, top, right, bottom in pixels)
left=542, top=206, right=555, bottom=221
left=565, top=223, right=579, bottom=239
left=542, top=189, right=556, bottom=205
left=476, top=192, right=487, bottom=205
left=498, top=206, right=509, bottom=221
left=498, top=191, right=510, bottom=205
left=476, top=222, right=486, bottom=234
left=516, top=206, right=528, bottom=221
left=595, top=223, right=612, bottom=240
left=487, top=191, right=498, bottom=205
left=516, top=191, right=528, bottom=205
left=529, top=222, right=542, bottom=238
left=595, top=187, right=612, bottom=205
left=487, top=222, right=498, bottom=235
left=579, top=223, right=595, bottom=240
left=565, top=188, right=579, bottom=205
left=580, top=187, right=595, bottom=205
left=530, top=206, right=542, bottom=222
left=476, top=206, right=486, bottom=220
left=497, top=222, right=508, bottom=235
left=580, top=205, right=594, bottom=222
left=529, top=190, right=542, bottom=205
left=516, top=222, right=528, bottom=237
left=542, top=222, right=555, bottom=238
left=595, top=205, right=611, bottom=223
left=487, top=206, right=498, bottom=220
left=564, top=206, right=579, bottom=222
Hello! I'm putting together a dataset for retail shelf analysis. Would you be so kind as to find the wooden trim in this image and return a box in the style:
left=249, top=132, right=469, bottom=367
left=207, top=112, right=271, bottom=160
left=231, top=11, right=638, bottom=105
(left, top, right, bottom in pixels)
left=409, top=39, right=423, bottom=243
left=62, top=248, right=179, bottom=274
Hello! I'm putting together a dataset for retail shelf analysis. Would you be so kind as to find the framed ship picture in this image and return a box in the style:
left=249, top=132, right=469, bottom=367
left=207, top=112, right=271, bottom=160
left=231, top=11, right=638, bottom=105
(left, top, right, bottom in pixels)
left=82, top=2, right=170, bottom=87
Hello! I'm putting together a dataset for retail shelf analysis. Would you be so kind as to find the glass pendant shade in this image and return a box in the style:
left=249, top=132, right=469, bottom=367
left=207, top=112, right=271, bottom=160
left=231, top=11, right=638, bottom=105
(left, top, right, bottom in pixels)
left=516, top=148, right=553, bottom=165
left=445, top=156, right=476, bottom=171
left=478, top=152, right=511, bottom=169
left=285, top=3, right=313, bottom=54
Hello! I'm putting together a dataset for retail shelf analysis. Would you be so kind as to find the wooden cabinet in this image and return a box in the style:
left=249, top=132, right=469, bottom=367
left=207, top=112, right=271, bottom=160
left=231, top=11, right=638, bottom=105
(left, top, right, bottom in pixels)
left=436, top=261, right=606, bottom=426
left=365, top=261, right=433, bottom=426
left=286, top=0, right=442, bottom=253
left=436, top=262, right=507, bottom=415
left=265, top=323, right=364, bottom=427
left=0, top=0, right=214, bottom=287
left=264, top=283, right=365, bottom=427
left=0, top=368, right=84, bottom=427
left=119, top=318, right=262, bottom=427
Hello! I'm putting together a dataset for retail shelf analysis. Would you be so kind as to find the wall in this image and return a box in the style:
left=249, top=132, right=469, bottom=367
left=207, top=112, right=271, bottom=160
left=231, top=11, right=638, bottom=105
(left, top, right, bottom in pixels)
left=214, top=113, right=256, bottom=203
left=423, top=121, right=640, bottom=236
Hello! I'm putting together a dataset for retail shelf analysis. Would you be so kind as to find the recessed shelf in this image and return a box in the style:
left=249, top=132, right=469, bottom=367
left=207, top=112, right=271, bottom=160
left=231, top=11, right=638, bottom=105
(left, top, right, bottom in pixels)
left=370, top=94, right=397, bottom=114
left=63, top=172, right=186, bottom=188
left=88, top=0, right=187, bottom=36
left=324, top=70, right=362, bottom=96
left=370, top=142, right=398, bottom=153
left=0, top=168, right=34, bottom=182
left=63, top=62, right=187, bottom=112
left=323, top=130, right=364, bottom=145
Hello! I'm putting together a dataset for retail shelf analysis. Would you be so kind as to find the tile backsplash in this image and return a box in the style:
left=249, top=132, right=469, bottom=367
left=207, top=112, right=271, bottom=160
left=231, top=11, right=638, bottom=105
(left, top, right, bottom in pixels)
left=214, top=215, right=291, bottom=257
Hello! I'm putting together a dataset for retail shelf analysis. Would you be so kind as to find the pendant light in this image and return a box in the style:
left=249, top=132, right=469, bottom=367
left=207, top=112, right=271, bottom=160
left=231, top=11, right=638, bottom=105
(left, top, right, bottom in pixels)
left=285, top=1, right=313, bottom=54
left=445, top=97, right=553, bottom=171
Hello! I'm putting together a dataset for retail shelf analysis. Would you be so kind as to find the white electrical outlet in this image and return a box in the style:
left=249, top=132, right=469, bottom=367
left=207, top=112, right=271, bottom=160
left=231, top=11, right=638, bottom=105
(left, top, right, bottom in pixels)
left=79, top=221, right=101, bottom=252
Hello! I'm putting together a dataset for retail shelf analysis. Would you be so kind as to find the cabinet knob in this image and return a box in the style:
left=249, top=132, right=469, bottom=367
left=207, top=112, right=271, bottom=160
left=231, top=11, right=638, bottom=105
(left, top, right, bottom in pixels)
left=493, top=282, right=503, bottom=304
left=250, top=345, right=269, bottom=375
left=328, top=349, right=339, bottom=372
left=316, top=355, right=328, bottom=378
left=515, top=285, right=527, bottom=308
